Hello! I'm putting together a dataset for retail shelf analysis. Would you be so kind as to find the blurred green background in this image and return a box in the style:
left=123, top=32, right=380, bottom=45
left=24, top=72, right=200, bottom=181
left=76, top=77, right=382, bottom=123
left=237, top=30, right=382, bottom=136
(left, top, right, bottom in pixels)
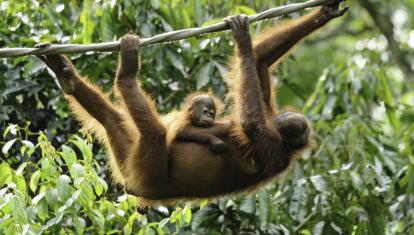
left=0, top=0, right=413, bottom=234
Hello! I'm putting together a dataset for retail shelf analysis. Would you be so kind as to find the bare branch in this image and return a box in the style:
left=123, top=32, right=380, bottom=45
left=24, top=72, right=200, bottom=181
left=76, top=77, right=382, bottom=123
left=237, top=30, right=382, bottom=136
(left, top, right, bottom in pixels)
left=0, top=0, right=337, bottom=58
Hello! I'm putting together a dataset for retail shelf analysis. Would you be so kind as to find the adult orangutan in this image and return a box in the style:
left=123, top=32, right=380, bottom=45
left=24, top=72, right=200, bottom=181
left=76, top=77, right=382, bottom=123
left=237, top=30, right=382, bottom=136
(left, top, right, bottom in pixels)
left=38, top=1, right=347, bottom=204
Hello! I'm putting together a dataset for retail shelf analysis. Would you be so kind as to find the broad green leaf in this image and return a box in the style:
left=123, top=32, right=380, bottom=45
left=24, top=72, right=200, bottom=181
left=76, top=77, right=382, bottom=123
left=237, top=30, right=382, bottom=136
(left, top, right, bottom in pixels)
left=196, top=63, right=212, bottom=90
left=0, top=215, right=12, bottom=230
left=45, top=188, right=59, bottom=206
left=310, top=175, right=328, bottom=193
left=258, top=191, right=269, bottom=225
left=70, top=163, right=84, bottom=179
left=56, top=175, right=72, bottom=201
left=71, top=137, right=92, bottom=162
left=166, top=50, right=187, bottom=76
left=2, top=138, right=17, bottom=154
left=36, top=198, right=48, bottom=221
left=61, top=145, right=77, bottom=169
left=21, top=140, right=35, bottom=156
left=124, top=222, right=132, bottom=235
left=91, top=209, right=105, bottom=229
left=0, top=162, right=13, bottom=186
left=213, top=62, right=228, bottom=78
left=289, top=179, right=308, bottom=222
left=45, top=213, right=63, bottom=228
left=31, top=192, right=45, bottom=205
left=239, top=196, right=254, bottom=213
left=73, top=215, right=86, bottom=234
left=29, top=170, right=41, bottom=192
left=11, top=196, right=28, bottom=224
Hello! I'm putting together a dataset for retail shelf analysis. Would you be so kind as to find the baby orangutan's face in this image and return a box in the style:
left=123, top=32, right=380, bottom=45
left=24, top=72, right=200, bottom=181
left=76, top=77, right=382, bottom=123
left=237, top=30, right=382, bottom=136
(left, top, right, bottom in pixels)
left=189, top=95, right=216, bottom=127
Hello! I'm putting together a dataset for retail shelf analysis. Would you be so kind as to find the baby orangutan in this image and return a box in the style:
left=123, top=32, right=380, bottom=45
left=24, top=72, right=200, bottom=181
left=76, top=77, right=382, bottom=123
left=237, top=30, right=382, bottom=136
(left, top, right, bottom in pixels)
left=175, top=94, right=232, bottom=153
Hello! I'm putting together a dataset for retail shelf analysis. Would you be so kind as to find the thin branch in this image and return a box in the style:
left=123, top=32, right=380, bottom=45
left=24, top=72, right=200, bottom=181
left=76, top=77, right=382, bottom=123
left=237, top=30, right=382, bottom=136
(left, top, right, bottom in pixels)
left=0, top=0, right=337, bottom=58
left=294, top=211, right=318, bottom=233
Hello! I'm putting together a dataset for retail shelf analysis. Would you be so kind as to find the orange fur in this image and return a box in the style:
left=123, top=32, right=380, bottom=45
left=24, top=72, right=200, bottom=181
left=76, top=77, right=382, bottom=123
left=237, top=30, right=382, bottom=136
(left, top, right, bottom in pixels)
left=39, top=5, right=346, bottom=208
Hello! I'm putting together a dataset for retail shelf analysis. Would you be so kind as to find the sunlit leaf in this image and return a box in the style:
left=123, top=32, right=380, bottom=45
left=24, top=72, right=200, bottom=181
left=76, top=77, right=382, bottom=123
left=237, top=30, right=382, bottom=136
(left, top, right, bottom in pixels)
left=0, top=162, right=13, bottom=186
left=2, top=139, right=17, bottom=154
left=61, top=145, right=77, bottom=169
left=29, top=170, right=41, bottom=193
left=184, top=205, right=192, bottom=223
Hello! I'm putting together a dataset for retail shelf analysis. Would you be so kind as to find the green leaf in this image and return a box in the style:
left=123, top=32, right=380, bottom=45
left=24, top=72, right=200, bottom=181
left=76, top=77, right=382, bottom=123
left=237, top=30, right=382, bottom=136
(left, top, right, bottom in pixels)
left=73, top=215, right=86, bottom=234
left=289, top=179, right=308, bottom=222
left=258, top=191, right=270, bottom=225
left=45, top=188, right=59, bottom=206
left=124, top=222, right=132, bottom=235
left=70, top=163, right=84, bottom=179
left=378, top=72, right=400, bottom=133
left=184, top=205, right=192, bottom=223
left=310, top=175, right=328, bottom=193
left=71, top=137, right=92, bottom=162
left=94, top=181, right=103, bottom=196
left=80, top=0, right=95, bottom=44
left=362, top=196, right=386, bottom=235
left=29, top=170, right=41, bottom=192
left=91, top=209, right=105, bottom=229
left=193, top=0, right=202, bottom=25
left=11, top=196, right=28, bottom=224
left=3, top=124, right=17, bottom=138
left=21, top=140, right=35, bottom=156
left=45, top=213, right=63, bottom=228
left=56, top=175, right=72, bottom=201
left=97, top=177, right=108, bottom=194
left=150, top=0, right=160, bottom=9
left=201, top=18, right=223, bottom=27
left=166, top=50, right=187, bottom=76
left=36, top=198, right=48, bottom=221
left=190, top=207, right=217, bottom=231
left=199, top=199, right=208, bottom=209
left=196, top=63, right=212, bottom=90
left=61, top=145, right=77, bottom=169
left=0, top=214, right=12, bottom=230
left=158, top=218, right=169, bottom=228
left=124, top=212, right=139, bottom=235
left=235, top=5, right=256, bottom=15
left=15, top=162, right=27, bottom=175
left=213, top=62, right=228, bottom=78
left=2, top=138, right=17, bottom=154
left=0, top=162, right=13, bottom=186
left=239, top=196, right=254, bottom=213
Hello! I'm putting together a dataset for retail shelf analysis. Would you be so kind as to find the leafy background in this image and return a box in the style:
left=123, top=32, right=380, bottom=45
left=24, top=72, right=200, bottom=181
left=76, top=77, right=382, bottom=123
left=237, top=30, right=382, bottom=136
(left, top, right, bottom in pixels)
left=1, top=0, right=413, bottom=234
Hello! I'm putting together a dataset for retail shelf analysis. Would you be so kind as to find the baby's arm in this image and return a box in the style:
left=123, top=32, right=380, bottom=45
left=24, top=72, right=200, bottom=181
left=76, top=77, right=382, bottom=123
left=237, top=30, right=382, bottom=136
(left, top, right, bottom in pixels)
left=175, top=122, right=232, bottom=153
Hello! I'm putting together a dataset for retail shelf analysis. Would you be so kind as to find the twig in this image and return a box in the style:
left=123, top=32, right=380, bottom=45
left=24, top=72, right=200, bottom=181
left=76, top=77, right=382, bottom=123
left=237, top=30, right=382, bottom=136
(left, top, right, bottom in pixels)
left=294, top=211, right=318, bottom=232
left=0, top=0, right=336, bottom=58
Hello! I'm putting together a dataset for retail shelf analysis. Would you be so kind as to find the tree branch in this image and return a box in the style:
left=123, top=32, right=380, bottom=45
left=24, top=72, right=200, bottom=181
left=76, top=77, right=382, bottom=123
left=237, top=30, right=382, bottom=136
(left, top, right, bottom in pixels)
left=0, top=0, right=338, bottom=58
left=360, top=0, right=414, bottom=80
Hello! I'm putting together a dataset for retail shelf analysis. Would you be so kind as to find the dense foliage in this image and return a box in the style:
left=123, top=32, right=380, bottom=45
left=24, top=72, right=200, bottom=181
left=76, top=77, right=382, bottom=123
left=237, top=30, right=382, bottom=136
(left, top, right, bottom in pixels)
left=1, top=0, right=413, bottom=234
